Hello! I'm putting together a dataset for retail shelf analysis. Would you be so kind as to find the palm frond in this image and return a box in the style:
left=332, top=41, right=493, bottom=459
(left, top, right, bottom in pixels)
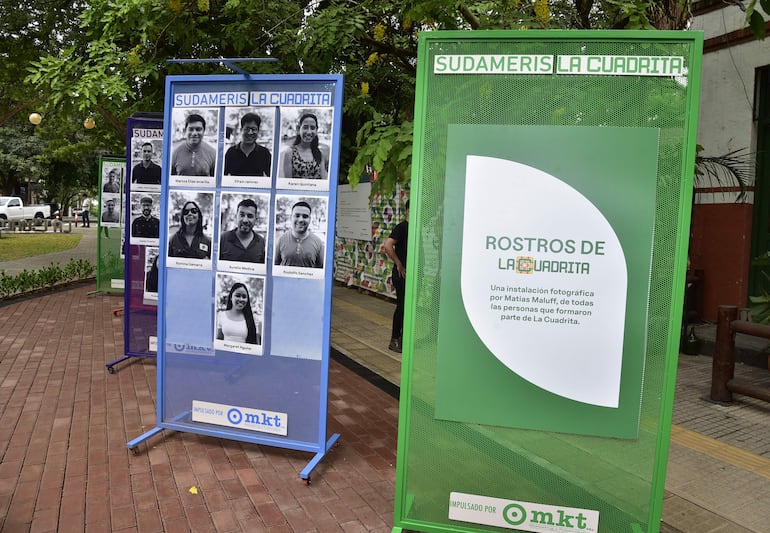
left=694, top=147, right=755, bottom=202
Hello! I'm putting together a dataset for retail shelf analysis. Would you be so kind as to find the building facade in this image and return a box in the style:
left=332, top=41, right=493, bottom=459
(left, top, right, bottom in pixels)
left=690, top=2, right=770, bottom=321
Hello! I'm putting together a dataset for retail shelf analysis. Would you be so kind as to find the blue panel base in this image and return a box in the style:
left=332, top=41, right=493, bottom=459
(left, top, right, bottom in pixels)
left=128, top=426, right=340, bottom=483
left=106, top=353, right=156, bottom=374
left=299, top=433, right=340, bottom=482
left=127, top=426, right=165, bottom=450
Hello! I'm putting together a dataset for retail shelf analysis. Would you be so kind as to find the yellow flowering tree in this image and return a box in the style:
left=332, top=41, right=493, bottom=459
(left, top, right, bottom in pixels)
left=298, top=0, right=705, bottom=194
left=16, top=0, right=767, bottom=199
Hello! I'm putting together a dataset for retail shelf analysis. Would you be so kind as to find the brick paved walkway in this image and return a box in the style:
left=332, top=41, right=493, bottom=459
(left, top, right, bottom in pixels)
left=0, top=284, right=397, bottom=532
left=6, top=282, right=770, bottom=532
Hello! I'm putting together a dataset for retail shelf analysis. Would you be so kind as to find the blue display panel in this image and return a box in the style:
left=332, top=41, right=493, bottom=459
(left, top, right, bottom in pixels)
left=129, top=75, right=343, bottom=476
left=121, top=116, right=164, bottom=367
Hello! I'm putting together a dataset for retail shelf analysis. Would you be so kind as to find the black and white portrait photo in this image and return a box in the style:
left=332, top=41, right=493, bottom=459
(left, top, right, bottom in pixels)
left=130, top=192, right=161, bottom=245
left=217, top=192, right=270, bottom=275
left=130, top=138, right=162, bottom=190
left=100, top=195, right=121, bottom=227
left=276, top=107, right=333, bottom=191
left=169, top=108, right=219, bottom=188
left=214, top=272, right=265, bottom=356
left=166, top=190, right=214, bottom=270
left=102, top=166, right=123, bottom=194
left=272, top=194, right=328, bottom=279
left=222, top=107, right=275, bottom=189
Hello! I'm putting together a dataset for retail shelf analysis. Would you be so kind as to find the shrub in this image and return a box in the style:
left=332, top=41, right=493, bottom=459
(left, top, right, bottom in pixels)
left=0, top=258, right=96, bottom=300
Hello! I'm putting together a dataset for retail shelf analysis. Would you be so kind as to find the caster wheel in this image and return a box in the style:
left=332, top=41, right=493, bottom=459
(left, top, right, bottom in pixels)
left=107, top=366, right=116, bottom=374
left=304, top=477, right=311, bottom=486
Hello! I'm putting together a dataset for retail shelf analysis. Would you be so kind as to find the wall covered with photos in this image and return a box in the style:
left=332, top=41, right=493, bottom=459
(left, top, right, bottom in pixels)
left=334, top=186, right=408, bottom=298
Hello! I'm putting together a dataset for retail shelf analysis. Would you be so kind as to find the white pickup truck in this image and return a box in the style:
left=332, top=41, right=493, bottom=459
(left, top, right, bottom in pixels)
left=0, top=196, right=52, bottom=221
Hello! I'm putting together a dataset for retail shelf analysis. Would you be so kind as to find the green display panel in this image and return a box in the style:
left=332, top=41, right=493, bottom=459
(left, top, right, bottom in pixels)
left=393, top=30, right=702, bottom=533
left=96, top=156, right=126, bottom=293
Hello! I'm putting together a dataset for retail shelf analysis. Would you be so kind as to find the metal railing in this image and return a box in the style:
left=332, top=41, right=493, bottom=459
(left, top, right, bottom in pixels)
left=711, top=305, right=770, bottom=403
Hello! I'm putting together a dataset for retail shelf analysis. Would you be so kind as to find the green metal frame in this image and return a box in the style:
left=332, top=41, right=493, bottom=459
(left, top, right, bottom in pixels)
left=394, top=29, right=703, bottom=533
left=95, top=155, right=126, bottom=294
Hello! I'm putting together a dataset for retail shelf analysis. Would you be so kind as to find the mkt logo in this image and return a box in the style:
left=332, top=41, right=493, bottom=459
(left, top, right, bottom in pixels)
left=191, top=400, right=288, bottom=436
left=448, top=492, right=598, bottom=532
left=167, top=342, right=214, bottom=355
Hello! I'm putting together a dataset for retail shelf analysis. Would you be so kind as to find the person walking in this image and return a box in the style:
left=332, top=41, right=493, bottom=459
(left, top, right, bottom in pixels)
left=383, top=200, right=409, bottom=353
left=80, top=194, right=91, bottom=227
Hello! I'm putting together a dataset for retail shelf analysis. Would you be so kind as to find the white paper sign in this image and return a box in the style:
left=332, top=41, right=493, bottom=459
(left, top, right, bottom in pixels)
left=461, top=156, right=627, bottom=407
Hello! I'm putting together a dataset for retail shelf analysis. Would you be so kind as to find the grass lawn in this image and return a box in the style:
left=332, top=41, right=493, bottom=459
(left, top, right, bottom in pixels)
left=0, top=233, right=82, bottom=262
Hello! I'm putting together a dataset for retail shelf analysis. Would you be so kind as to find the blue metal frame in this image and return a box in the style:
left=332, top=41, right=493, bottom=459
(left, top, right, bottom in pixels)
left=167, top=57, right=278, bottom=77
left=127, top=73, right=344, bottom=482
left=107, top=116, right=164, bottom=373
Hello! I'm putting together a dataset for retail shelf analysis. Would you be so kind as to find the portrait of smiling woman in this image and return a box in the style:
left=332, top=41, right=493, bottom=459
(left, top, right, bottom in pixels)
left=168, top=199, right=212, bottom=259
left=216, top=282, right=260, bottom=344
left=278, top=110, right=331, bottom=180
left=213, top=273, right=265, bottom=351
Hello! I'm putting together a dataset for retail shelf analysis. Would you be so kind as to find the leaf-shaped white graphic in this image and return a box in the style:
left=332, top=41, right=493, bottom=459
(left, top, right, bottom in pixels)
left=461, top=156, right=627, bottom=407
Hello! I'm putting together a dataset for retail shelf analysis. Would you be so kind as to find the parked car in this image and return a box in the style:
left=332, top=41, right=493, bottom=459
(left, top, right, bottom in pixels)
left=0, top=196, right=52, bottom=222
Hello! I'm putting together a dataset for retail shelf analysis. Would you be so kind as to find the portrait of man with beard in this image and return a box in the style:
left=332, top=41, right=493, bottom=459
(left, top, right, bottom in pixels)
left=132, top=195, right=160, bottom=239
left=274, top=201, right=324, bottom=269
left=218, top=198, right=266, bottom=264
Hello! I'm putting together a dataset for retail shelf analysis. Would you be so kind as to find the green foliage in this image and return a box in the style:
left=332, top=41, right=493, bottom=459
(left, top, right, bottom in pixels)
left=0, top=115, right=100, bottom=209
left=297, top=5, right=368, bottom=72
left=749, top=293, right=770, bottom=325
left=305, top=0, right=698, bottom=196
left=348, top=114, right=413, bottom=196
left=9, top=0, right=765, bottom=203
left=694, top=147, right=755, bottom=202
left=746, top=0, right=769, bottom=40
left=0, top=122, right=48, bottom=195
left=0, top=258, right=95, bottom=299
left=605, top=0, right=654, bottom=29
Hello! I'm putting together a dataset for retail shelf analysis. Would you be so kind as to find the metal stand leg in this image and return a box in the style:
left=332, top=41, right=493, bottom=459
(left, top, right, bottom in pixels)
left=106, top=355, right=131, bottom=374
left=127, top=427, right=165, bottom=452
left=106, top=353, right=156, bottom=374
left=299, top=433, right=340, bottom=484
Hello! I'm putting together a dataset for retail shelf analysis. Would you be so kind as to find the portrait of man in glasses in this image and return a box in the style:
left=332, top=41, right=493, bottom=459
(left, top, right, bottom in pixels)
left=224, top=112, right=272, bottom=177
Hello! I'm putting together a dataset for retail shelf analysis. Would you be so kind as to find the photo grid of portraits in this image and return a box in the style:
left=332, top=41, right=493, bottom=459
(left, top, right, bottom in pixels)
left=163, top=100, right=335, bottom=357
left=126, top=128, right=164, bottom=305
left=99, top=164, right=124, bottom=228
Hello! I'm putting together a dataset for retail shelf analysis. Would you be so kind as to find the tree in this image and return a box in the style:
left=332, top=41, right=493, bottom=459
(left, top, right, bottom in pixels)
left=25, top=0, right=309, bottom=136
left=21, top=0, right=766, bottom=199
left=0, top=1, right=111, bottom=205
left=6, top=0, right=311, bottom=207
left=0, top=0, right=84, bottom=123
left=297, top=0, right=703, bottom=193
left=0, top=121, right=47, bottom=197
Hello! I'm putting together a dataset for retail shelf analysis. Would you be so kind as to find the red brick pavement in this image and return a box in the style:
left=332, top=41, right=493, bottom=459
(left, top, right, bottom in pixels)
left=0, top=284, right=399, bottom=532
